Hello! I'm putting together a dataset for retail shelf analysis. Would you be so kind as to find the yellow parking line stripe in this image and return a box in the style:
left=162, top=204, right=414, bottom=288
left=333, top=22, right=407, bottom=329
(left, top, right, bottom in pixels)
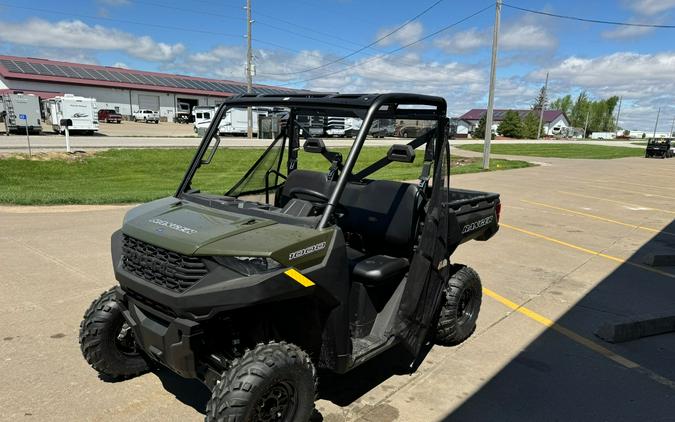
left=482, top=287, right=675, bottom=390
left=520, top=199, right=675, bottom=237
left=500, top=223, right=675, bottom=279
left=595, top=179, right=675, bottom=192
left=284, top=268, right=316, bottom=287
left=558, top=191, right=675, bottom=215
left=586, top=185, right=675, bottom=201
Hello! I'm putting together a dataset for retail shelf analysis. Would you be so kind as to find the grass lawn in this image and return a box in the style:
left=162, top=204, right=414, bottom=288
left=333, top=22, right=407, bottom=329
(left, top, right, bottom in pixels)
left=0, top=147, right=531, bottom=205
left=457, top=143, right=645, bottom=159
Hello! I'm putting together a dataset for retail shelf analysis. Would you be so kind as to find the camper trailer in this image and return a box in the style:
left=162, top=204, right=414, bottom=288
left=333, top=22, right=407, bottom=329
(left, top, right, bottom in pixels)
left=192, top=106, right=216, bottom=133
left=219, top=107, right=266, bottom=136
left=47, top=94, right=99, bottom=134
left=1, top=93, right=42, bottom=134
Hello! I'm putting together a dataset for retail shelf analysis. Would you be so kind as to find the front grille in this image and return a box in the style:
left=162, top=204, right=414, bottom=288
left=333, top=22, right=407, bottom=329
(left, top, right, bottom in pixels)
left=122, top=235, right=208, bottom=292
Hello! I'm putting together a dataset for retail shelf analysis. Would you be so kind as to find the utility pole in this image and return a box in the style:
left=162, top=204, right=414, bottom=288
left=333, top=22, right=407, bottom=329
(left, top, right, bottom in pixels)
left=669, top=116, right=674, bottom=137
left=245, top=0, right=253, bottom=139
left=583, top=110, right=590, bottom=138
left=614, top=96, right=622, bottom=132
left=483, top=0, right=501, bottom=170
left=652, top=107, right=660, bottom=139
left=536, top=71, right=548, bottom=140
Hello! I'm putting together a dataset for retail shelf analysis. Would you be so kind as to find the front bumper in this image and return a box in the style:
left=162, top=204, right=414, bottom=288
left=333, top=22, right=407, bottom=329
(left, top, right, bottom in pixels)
left=117, top=287, right=204, bottom=379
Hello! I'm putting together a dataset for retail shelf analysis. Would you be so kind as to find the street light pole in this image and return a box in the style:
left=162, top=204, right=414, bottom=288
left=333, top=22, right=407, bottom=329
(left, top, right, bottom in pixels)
left=246, top=0, right=253, bottom=139
left=652, top=107, right=661, bottom=139
left=483, top=0, right=501, bottom=170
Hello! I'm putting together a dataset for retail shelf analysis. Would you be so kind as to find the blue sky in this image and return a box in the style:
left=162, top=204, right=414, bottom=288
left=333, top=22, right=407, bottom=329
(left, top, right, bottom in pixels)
left=1, top=0, right=674, bottom=130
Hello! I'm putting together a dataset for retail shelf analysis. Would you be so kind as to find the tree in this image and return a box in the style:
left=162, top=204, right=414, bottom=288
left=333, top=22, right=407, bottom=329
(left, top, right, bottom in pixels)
left=521, top=112, right=540, bottom=139
left=473, top=114, right=487, bottom=139
left=570, top=91, right=590, bottom=128
left=550, top=95, right=573, bottom=115
left=497, top=110, right=522, bottom=138
left=532, top=85, right=547, bottom=111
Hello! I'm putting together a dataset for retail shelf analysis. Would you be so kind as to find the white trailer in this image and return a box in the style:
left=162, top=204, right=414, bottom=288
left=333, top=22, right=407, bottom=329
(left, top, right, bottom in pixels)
left=47, top=94, right=99, bottom=134
left=1, top=93, right=42, bottom=134
left=219, top=108, right=265, bottom=136
left=590, top=131, right=616, bottom=140
left=192, top=106, right=217, bottom=133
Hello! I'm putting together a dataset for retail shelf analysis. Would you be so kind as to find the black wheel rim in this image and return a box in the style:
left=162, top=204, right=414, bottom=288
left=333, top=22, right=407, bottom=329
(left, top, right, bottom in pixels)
left=115, top=321, right=140, bottom=357
left=456, top=288, right=477, bottom=326
left=253, top=381, right=297, bottom=422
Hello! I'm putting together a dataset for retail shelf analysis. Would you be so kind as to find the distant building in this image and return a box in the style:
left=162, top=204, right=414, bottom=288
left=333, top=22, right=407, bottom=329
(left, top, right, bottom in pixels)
left=0, top=55, right=301, bottom=121
left=456, top=109, right=570, bottom=138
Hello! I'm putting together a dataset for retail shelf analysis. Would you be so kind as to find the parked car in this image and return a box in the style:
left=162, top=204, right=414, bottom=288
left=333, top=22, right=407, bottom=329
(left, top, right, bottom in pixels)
left=396, top=125, right=428, bottom=138
left=98, top=109, right=122, bottom=124
left=645, top=138, right=673, bottom=158
left=133, top=109, right=159, bottom=124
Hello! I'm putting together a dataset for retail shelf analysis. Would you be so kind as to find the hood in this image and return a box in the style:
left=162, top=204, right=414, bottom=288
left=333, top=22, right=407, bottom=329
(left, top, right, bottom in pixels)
left=122, top=197, right=276, bottom=255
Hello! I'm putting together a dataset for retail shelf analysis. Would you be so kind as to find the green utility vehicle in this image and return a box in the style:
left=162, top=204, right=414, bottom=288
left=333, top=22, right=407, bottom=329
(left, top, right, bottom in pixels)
left=79, top=93, right=501, bottom=421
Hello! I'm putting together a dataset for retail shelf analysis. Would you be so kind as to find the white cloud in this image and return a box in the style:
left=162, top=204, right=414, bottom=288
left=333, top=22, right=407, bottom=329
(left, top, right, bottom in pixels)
left=532, top=52, right=675, bottom=129
left=501, top=24, right=557, bottom=50
left=602, top=24, right=655, bottom=39
left=0, top=19, right=184, bottom=62
left=112, top=62, right=128, bottom=69
left=434, top=28, right=484, bottom=54
left=375, top=22, right=424, bottom=47
left=434, top=20, right=556, bottom=54
left=626, top=0, right=675, bottom=15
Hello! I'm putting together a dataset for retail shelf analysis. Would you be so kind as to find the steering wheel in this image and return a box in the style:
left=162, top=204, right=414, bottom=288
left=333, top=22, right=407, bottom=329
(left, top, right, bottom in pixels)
left=287, top=187, right=329, bottom=203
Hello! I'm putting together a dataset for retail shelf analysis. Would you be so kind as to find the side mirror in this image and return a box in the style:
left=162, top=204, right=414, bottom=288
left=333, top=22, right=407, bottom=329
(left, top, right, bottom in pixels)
left=303, top=138, right=326, bottom=153
left=387, top=144, right=415, bottom=163
left=60, top=119, right=73, bottom=127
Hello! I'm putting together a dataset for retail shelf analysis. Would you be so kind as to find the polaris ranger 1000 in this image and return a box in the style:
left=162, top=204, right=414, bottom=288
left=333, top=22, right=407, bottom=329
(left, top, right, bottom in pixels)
left=79, top=93, right=501, bottom=421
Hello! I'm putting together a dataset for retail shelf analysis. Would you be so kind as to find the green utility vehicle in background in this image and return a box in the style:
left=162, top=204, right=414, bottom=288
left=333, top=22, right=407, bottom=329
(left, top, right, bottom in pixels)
left=79, top=93, right=501, bottom=421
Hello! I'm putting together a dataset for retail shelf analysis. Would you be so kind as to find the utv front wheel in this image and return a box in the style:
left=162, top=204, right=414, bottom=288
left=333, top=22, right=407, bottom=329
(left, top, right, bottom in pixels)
left=79, top=287, right=149, bottom=379
left=206, top=342, right=316, bottom=422
left=435, top=265, right=482, bottom=346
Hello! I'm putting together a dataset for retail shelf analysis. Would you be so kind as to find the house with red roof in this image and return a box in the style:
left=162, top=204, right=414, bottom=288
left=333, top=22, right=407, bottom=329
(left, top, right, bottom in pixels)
left=456, top=108, right=570, bottom=138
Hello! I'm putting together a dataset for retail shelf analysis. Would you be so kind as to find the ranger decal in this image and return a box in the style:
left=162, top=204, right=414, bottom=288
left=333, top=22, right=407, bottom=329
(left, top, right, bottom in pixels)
left=148, top=218, right=198, bottom=234
left=462, top=216, right=494, bottom=235
left=289, top=241, right=326, bottom=260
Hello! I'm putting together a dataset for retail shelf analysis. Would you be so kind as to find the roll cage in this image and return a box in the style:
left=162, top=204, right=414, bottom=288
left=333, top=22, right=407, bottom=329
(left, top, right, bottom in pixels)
left=176, top=93, right=448, bottom=230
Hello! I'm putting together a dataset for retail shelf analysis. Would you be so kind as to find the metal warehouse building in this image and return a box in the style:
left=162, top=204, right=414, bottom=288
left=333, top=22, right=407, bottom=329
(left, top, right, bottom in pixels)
left=0, top=55, right=298, bottom=121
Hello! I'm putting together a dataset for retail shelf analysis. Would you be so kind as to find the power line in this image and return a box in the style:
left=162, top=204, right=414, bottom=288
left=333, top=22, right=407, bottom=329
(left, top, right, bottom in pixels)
left=272, top=3, right=493, bottom=86
left=126, top=0, right=362, bottom=52
left=130, top=0, right=384, bottom=53
left=258, top=0, right=447, bottom=77
left=253, top=12, right=385, bottom=52
left=503, top=3, right=675, bottom=29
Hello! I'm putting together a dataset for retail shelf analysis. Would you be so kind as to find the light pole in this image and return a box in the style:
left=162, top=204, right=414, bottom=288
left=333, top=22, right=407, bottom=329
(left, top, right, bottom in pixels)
left=483, top=0, right=502, bottom=170
left=245, top=0, right=253, bottom=139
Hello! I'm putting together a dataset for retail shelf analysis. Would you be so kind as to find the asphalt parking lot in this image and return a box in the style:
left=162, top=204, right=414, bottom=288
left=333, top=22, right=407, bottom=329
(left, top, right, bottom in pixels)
left=1, top=154, right=674, bottom=421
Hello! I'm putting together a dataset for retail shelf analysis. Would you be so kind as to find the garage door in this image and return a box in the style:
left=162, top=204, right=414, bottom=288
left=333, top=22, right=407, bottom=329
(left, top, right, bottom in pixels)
left=138, top=94, right=160, bottom=111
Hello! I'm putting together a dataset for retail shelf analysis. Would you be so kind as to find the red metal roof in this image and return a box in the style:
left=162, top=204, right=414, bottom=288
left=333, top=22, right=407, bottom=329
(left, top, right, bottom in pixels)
left=459, top=108, right=566, bottom=123
left=0, top=55, right=296, bottom=97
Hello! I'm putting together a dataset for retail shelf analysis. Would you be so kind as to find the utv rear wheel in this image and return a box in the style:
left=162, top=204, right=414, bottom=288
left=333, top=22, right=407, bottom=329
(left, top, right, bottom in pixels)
left=435, top=265, right=482, bottom=346
left=79, top=287, right=149, bottom=379
left=206, top=342, right=316, bottom=422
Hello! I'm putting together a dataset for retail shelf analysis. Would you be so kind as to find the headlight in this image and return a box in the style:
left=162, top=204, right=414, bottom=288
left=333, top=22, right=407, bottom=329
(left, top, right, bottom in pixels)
left=216, top=256, right=283, bottom=276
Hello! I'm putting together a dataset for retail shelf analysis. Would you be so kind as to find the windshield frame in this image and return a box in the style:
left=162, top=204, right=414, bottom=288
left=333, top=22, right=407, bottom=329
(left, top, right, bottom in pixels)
left=175, top=93, right=448, bottom=228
